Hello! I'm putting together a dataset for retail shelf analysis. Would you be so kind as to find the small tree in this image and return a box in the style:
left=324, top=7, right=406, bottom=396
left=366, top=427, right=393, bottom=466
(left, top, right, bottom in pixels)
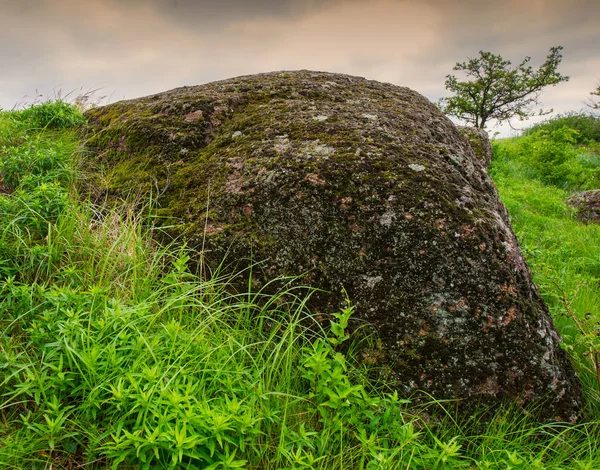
left=440, top=46, right=569, bottom=129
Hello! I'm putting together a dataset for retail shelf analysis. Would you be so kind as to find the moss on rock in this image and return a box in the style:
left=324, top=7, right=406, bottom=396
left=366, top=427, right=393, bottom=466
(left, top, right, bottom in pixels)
left=458, top=126, right=493, bottom=168
left=83, top=70, right=582, bottom=422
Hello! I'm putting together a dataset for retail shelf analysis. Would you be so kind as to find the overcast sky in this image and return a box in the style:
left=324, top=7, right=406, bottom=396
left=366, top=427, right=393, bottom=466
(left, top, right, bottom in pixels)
left=1, top=0, right=598, bottom=135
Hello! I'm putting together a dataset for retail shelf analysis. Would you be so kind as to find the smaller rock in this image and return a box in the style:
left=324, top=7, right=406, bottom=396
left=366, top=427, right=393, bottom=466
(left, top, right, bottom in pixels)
left=183, top=110, right=203, bottom=122
left=567, top=190, right=600, bottom=224
left=458, top=126, right=493, bottom=168
left=232, top=131, right=243, bottom=138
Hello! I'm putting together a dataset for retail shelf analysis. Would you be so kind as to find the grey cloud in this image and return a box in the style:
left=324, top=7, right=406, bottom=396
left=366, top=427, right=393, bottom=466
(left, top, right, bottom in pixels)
left=147, top=0, right=330, bottom=21
left=0, top=0, right=597, bottom=137
left=0, top=0, right=334, bottom=29
left=407, top=0, right=600, bottom=56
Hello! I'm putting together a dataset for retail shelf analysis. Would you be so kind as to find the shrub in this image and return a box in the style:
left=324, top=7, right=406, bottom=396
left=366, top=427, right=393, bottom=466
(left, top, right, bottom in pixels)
left=491, top=126, right=600, bottom=190
left=526, top=113, right=600, bottom=145
left=12, top=100, right=86, bottom=130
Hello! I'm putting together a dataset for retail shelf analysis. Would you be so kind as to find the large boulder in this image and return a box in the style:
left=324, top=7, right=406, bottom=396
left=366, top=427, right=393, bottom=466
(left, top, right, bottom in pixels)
left=84, top=71, right=582, bottom=421
left=567, top=189, right=600, bottom=224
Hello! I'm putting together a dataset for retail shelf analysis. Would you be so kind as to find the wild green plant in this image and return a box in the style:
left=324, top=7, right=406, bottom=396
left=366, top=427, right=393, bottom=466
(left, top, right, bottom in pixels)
left=492, top=126, right=600, bottom=190
left=10, top=100, right=86, bottom=130
left=526, top=113, right=600, bottom=145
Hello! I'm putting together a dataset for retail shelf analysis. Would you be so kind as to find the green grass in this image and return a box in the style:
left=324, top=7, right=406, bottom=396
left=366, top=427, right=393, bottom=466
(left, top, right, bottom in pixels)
left=490, top=128, right=600, bottom=418
left=1, top=103, right=600, bottom=468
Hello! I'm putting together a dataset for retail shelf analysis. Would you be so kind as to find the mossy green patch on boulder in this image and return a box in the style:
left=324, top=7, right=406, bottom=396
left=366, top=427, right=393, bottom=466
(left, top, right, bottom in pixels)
left=458, top=126, right=493, bottom=168
left=84, top=70, right=582, bottom=422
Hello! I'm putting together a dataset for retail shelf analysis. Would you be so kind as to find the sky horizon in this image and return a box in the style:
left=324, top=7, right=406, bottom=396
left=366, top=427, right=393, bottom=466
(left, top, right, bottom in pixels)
left=1, top=0, right=598, bottom=136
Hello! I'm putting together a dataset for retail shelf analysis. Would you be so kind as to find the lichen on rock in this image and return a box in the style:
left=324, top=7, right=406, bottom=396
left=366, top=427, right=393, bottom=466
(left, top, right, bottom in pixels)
left=567, top=189, right=600, bottom=224
left=458, top=125, right=493, bottom=168
left=84, top=70, right=582, bottom=422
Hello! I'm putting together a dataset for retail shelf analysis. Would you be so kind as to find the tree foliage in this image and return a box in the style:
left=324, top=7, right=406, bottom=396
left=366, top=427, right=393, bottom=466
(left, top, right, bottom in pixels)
left=440, top=46, right=568, bottom=129
left=587, top=82, right=600, bottom=111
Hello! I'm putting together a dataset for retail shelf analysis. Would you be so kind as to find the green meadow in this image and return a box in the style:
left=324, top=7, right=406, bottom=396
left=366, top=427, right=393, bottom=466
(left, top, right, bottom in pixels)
left=1, top=103, right=600, bottom=469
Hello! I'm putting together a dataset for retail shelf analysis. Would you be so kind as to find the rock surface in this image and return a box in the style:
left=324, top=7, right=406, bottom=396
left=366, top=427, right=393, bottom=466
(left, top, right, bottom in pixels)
left=458, top=126, right=493, bottom=168
left=567, top=189, right=600, bottom=224
left=84, top=70, right=582, bottom=421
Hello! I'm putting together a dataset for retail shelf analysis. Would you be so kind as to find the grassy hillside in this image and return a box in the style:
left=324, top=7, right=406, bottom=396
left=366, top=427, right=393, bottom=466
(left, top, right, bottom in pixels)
left=490, top=122, right=600, bottom=414
left=1, top=103, right=600, bottom=468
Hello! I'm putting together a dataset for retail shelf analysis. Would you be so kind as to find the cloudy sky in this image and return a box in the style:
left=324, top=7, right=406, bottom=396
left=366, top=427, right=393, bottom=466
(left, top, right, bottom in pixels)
left=1, top=0, right=598, bottom=134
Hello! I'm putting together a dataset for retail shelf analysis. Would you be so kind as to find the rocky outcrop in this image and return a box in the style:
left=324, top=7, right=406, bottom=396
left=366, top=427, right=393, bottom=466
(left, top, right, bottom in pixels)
left=567, top=189, right=600, bottom=224
left=84, top=70, right=582, bottom=421
left=458, top=126, right=493, bottom=168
